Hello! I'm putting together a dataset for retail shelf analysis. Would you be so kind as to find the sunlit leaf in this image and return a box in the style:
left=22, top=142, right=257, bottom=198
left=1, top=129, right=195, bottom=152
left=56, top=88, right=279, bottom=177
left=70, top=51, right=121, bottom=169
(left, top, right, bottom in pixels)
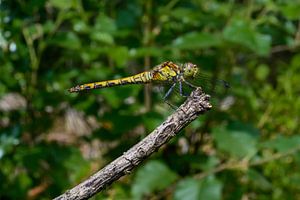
left=255, top=64, right=270, bottom=81
left=90, top=32, right=114, bottom=45
left=279, top=3, right=300, bottom=20
left=49, top=0, right=78, bottom=9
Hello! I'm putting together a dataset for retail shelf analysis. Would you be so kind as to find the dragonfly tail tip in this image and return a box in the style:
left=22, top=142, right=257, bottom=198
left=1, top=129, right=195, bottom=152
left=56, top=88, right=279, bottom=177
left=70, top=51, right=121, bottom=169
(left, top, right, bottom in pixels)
left=68, top=85, right=80, bottom=93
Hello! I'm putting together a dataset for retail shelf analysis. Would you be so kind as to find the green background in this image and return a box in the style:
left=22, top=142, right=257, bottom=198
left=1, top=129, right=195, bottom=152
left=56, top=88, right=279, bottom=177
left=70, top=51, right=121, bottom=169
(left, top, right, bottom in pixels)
left=1, top=0, right=300, bottom=199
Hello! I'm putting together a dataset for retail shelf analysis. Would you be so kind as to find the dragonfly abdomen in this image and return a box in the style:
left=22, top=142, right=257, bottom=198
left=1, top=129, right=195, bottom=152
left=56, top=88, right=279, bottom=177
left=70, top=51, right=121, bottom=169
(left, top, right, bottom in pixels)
left=68, top=71, right=153, bottom=93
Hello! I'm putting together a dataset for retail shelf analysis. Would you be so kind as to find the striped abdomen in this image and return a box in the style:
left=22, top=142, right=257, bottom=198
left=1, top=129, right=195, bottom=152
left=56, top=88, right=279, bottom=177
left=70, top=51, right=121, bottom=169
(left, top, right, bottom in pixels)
left=68, top=71, right=153, bottom=93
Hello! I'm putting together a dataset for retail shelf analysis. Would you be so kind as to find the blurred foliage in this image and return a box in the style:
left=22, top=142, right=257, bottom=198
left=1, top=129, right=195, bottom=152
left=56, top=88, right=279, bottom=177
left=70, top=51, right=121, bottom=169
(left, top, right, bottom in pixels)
left=1, top=0, right=300, bottom=199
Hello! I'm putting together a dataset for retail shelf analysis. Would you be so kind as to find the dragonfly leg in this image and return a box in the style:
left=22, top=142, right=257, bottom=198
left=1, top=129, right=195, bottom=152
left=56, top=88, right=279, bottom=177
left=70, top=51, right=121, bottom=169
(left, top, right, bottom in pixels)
left=179, top=81, right=189, bottom=97
left=163, top=83, right=176, bottom=100
left=183, top=79, right=197, bottom=89
left=163, top=82, right=189, bottom=113
left=163, top=83, right=178, bottom=110
left=164, top=100, right=178, bottom=110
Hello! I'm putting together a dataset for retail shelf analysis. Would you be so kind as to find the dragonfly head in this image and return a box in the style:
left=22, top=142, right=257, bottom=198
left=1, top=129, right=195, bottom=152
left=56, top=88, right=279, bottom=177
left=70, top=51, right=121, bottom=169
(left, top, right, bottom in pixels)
left=182, top=62, right=198, bottom=78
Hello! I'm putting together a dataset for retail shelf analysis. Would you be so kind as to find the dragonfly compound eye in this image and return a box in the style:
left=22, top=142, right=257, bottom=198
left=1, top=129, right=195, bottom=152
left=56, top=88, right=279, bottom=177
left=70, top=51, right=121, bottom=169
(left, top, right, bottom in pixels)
left=182, top=63, right=198, bottom=78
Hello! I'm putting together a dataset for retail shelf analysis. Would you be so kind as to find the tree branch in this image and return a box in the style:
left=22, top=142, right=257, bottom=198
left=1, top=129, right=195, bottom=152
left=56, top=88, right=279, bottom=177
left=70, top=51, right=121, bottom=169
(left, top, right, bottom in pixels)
left=194, top=147, right=300, bottom=180
left=54, top=88, right=211, bottom=200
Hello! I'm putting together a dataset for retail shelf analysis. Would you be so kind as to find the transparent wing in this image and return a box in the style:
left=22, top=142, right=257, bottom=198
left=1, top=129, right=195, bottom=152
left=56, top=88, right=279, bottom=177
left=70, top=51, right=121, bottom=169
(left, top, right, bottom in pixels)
left=186, top=71, right=230, bottom=107
left=155, top=81, right=189, bottom=109
left=187, top=71, right=230, bottom=97
left=155, top=72, right=230, bottom=109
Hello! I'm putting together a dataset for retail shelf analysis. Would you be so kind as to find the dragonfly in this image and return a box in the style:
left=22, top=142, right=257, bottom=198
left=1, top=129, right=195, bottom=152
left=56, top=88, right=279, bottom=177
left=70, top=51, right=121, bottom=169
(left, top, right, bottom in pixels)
left=68, top=61, right=230, bottom=107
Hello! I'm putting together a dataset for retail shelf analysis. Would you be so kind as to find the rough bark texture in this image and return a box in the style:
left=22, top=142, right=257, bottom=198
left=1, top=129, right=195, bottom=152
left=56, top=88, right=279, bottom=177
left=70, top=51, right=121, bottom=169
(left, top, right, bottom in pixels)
left=54, top=88, right=211, bottom=200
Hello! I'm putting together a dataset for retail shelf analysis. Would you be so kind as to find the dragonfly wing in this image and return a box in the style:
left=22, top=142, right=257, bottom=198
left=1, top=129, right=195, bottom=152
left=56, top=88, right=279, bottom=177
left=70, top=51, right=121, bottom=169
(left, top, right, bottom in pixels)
left=155, top=81, right=193, bottom=109
left=186, top=72, right=230, bottom=97
left=184, top=71, right=230, bottom=108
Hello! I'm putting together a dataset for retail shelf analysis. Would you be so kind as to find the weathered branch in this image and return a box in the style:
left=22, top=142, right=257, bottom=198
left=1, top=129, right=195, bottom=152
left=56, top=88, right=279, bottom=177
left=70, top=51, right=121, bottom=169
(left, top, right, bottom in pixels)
left=54, top=88, right=211, bottom=200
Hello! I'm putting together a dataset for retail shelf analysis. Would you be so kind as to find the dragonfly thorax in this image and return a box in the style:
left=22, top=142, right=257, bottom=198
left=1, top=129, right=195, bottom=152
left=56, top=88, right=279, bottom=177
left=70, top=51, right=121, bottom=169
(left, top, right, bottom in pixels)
left=181, top=63, right=198, bottom=79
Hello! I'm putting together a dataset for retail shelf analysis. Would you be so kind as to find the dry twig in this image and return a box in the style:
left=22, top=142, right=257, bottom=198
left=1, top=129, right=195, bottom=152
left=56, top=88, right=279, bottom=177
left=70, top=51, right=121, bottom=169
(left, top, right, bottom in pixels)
left=54, top=88, right=211, bottom=200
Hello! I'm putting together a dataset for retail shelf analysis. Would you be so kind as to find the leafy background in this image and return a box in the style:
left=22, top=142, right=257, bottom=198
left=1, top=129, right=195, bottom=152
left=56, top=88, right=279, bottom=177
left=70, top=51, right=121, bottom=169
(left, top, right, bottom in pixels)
left=1, top=0, right=300, bottom=199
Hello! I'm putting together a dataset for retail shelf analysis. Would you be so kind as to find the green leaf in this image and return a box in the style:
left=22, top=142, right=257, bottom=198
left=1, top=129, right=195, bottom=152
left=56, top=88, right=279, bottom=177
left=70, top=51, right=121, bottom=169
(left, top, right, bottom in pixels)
left=143, top=112, right=163, bottom=131
left=49, top=0, right=78, bottom=9
left=132, top=160, right=178, bottom=199
left=129, top=47, right=164, bottom=58
left=73, top=20, right=90, bottom=33
left=261, top=135, right=300, bottom=153
left=199, top=156, right=220, bottom=171
left=172, top=32, right=222, bottom=50
left=100, top=89, right=122, bottom=108
left=174, top=178, right=200, bottom=200
left=223, top=18, right=271, bottom=56
left=90, top=32, right=114, bottom=45
left=95, top=14, right=117, bottom=33
left=108, top=46, right=129, bottom=66
left=247, top=169, right=272, bottom=191
left=279, top=3, right=300, bottom=20
left=49, top=32, right=81, bottom=50
left=212, top=123, right=259, bottom=158
left=0, top=126, right=20, bottom=159
left=254, top=34, right=272, bottom=56
left=63, top=149, right=90, bottom=183
left=291, top=54, right=300, bottom=68
left=170, top=8, right=201, bottom=23
left=43, top=20, right=55, bottom=34
left=198, top=176, right=222, bottom=200
left=174, top=176, right=222, bottom=200
left=116, top=9, right=140, bottom=28
left=255, top=64, right=270, bottom=81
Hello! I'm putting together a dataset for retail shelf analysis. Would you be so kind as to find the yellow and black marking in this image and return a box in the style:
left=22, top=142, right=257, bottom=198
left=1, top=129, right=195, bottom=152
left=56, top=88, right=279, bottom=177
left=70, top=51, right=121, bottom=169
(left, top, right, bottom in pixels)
left=152, top=61, right=180, bottom=81
left=68, top=71, right=153, bottom=93
left=68, top=61, right=184, bottom=93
